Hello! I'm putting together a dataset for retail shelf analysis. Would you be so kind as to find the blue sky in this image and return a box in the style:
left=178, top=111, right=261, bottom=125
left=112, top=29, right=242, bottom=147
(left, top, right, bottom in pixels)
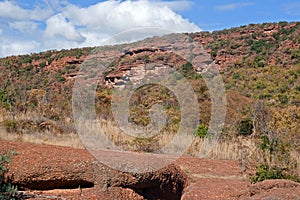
left=0, top=0, right=299, bottom=57
left=182, top=1, right=299, bottom=30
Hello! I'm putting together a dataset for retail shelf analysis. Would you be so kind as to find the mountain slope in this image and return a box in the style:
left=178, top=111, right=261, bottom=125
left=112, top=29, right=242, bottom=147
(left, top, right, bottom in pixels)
left=0, top=22, right=299, bottom=183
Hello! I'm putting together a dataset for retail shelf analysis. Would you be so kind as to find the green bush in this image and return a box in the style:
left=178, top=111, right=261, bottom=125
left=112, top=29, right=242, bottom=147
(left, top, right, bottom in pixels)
left=56, top=74, right=66, bottom=82
left=39, top=61, right=47, bottom=68
left=256, top=80, right=266, bottom=89
left=278, top=94, right=288, bottom=104
left=251, top=40, right=266, bottom=53
left=0, top=90, right=9, bottom=109
left=194, top=125, right=208, bottom=138
left=20, top=56, right=32, bottom=64
left=250, top=164, right=284, bottom=183
left=291, top=50, right=300, bottom=60
left=232, top=73, right=241, bottom=80
left=251, top=164, right=300, bottom=183
left=181, top=62, right=193, bottom=73
left=210, top=49, right=217, bottom=59
left=0, top=151, right=18, bottom=199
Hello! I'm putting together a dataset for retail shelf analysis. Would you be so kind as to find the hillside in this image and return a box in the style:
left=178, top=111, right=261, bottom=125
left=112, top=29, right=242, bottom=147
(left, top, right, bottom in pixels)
left=0, top=22, right=299, bottom=195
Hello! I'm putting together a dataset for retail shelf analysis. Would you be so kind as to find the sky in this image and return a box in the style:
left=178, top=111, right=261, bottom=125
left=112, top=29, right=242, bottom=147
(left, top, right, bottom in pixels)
left=0, top=0, right=299, bottom=57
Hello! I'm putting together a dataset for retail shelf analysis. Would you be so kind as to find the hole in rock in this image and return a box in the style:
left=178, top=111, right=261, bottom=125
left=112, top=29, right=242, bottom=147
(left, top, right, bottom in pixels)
left=120, top=166, right=188, bottom=200
left=18, top=179, right=94, bottom=190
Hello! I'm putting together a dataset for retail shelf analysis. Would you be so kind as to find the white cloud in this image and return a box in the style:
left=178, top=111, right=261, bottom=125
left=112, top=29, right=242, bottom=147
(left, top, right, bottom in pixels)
left=30, top=6, right=55, bottom=21
left=0, top=29, right=2, bottom=35
left=44, top=14, right=86, bottom=43
left=1, top=41, right=40, bottom=57
left=215, top=2, right=254, bottom=11
left=0, top=0, right=54, bottom=21
left=9, top=21, right=39, bottom=33
left=0, top=1, right=28, bottom=20
left=63, top=1, right=200, bottom=37
left=0, top=0, right=201, bottom=57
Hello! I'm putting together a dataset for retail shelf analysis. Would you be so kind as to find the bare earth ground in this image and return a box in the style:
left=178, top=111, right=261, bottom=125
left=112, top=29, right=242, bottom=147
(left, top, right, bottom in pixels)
left=0, top=140, right=299, bottom=200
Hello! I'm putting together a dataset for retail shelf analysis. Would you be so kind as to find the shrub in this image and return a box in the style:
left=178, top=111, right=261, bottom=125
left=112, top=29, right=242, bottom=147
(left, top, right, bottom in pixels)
left=0, top=151, right=18, bottom=199
left=2, top=119, right=17, bottom=133
left=238, top=119, right=253, bottom=136
left=210, top=49, right=217, bottom=59
left=181, top=62, right=193, bottom=73
left=257, top=61, right=265, bottom=68
left=20, top=56, right=32, bottom=64
left=258, top=91, right=272, bottom=100
left=194, top=125, right=208, bottom=138
left=0, top=90, right=9, bottom=109
left=181, top=62, right=195, bottom=78
left=254, top=56, right=265, bottom=68
left=251, top=40, right=266, bottom=53
left=39, top=61, right=46, bottom=68
left=251, top=164, right=300, bottom=183
left=250, top=102, right=300, bottom=183
left=256, top=80, right=266, bottom=89
left=250, top=164, right=284, bottom=183
left=56, top=74, right=66, bottom=82
left=291, top=50, right=300, bottom=60
left=279, top=85, right=289, bottom=93
left=278, top=94, right=288, bottom=104
left=232, top=73, right=241, bottom=80
left=279, top=21, right=288, bottom=27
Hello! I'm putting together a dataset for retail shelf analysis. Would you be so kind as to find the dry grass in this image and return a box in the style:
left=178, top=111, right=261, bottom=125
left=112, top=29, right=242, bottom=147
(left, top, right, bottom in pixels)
left=187, top=136, right=257, bottom=161
left=77, top=118, right=259, bottom=161
left=291, top=150, right=300, bottom=173
left=0, top=111, right=84, bottom=149
left=1, top=112, right=299, bottom=175
left=0, top=127, right=84, bottom=149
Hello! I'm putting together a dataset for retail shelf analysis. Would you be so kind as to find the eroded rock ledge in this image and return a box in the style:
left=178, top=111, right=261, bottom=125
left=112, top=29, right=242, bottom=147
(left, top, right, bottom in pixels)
left=1, top=140, right=299, bottom=200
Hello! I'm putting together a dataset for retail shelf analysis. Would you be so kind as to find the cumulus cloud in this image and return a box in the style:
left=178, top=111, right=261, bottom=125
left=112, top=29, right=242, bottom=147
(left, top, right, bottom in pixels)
left=63, top=1, right=199, bottom=33
left=9, top=21, right=39, bottom=33
left=0, top=1, right=28, bottom=20
left=0, top=0, right=54, bottom=21
left=0, top=0, right=201, bottom=57
left=44, top=14, right=86, bottom=42
left=0, top=41, right=40, bottom=57
left=61, top=0, right=200, bottom=47
left=215, top=2, right=254, bottom=11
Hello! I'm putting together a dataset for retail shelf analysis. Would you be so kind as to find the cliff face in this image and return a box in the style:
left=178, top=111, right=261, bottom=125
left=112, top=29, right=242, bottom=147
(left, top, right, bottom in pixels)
left=1, top=22, right=298, bottom=91
left=197, top=22, right=300, bottom=68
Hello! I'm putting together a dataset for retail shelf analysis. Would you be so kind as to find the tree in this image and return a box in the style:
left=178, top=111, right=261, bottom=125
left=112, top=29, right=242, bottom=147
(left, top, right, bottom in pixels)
left=250, top=102, right=299, bottom=182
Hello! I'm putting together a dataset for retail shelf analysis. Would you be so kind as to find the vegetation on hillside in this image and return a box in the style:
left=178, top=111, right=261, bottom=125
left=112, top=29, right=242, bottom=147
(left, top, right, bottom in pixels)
left=0, top=22, right=299, bottom=183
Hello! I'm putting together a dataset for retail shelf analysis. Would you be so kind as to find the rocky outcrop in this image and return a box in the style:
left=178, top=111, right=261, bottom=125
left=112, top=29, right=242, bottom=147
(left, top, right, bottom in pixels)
left=1, top=140, right=299, bottom=199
